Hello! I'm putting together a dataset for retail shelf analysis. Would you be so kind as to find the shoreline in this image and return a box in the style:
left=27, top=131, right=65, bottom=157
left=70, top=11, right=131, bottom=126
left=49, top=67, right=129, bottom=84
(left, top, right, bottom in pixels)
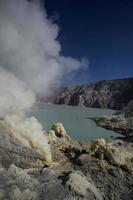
left=30, top=104, right=118, bottom=140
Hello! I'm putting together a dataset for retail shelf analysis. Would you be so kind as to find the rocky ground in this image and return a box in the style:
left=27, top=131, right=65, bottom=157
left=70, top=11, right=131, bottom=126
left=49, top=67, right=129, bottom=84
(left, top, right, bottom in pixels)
left=0, top=122, right=133, bottom=200
left=95, top=100, right=133, bottom=139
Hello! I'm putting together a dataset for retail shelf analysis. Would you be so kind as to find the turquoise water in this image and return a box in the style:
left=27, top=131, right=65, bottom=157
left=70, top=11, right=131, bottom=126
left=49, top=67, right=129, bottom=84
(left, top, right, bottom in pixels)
left=30, top=104, right=120, bottom=140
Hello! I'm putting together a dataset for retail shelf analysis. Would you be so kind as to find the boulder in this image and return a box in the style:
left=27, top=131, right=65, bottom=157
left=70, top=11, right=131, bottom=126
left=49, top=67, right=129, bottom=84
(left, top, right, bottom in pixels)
left=51, top=123, right=67, bottom=137
left=50, top=123, right=70, bottom=141
left=65, top=171, right=103, bottom=200
left=90, top=139, right=133, bottom=171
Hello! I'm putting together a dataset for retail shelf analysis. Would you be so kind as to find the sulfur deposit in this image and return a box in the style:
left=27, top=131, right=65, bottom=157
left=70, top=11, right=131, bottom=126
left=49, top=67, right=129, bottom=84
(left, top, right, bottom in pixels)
left=0, top=121, right=133, bottom=200
left=0, top=117, right=52, bottom=163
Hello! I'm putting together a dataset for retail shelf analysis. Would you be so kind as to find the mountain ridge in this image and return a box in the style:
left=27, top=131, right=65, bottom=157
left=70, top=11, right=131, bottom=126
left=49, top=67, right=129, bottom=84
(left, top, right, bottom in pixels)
left=40, top=77, right=133, bottom=110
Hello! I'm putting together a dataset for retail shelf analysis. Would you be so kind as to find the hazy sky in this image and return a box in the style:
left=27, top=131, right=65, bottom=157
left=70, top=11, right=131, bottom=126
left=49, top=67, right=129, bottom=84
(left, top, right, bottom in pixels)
left=45, top=0, right=133, bottom=85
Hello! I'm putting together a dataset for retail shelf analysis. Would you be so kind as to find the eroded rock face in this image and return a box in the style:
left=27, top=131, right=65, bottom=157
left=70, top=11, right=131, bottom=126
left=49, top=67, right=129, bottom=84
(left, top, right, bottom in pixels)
left=42, top=77, right=133, bottom=110
left=123, top=100, right=133, bottom=118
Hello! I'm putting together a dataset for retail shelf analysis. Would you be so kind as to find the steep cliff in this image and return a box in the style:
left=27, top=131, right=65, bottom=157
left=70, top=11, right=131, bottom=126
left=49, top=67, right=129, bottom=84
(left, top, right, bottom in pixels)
left=46, top=77, right=133, bottom=110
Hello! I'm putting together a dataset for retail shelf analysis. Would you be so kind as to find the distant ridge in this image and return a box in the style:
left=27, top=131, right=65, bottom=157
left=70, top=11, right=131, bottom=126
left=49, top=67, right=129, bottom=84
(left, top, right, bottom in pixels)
left=40, top=77, right=133, bottom=110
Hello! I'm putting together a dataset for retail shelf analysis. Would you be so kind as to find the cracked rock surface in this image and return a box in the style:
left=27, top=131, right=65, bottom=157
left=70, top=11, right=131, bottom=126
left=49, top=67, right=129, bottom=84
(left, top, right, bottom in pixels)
left=0, top=124, right=133, bottom=200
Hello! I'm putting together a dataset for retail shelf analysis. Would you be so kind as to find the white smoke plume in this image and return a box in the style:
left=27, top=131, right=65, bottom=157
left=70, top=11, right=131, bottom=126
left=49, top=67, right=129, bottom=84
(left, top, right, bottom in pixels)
left=0, top=0, right=88, bottom=162
left=0, top=0, right=87, bottom=95
left=0, top=68, right=52, bottom=162
left=0, top=68, right=35, bottom=117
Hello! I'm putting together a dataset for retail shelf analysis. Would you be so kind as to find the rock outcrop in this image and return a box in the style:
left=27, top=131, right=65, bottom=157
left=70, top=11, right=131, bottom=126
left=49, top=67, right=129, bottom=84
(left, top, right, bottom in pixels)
left=41, top=77, right=133, bottom=110
left=47, top=123, right=71, bottom=149
left=95, top=100, right=133, bottom=137
left=50, top=122, right=70, bottom=139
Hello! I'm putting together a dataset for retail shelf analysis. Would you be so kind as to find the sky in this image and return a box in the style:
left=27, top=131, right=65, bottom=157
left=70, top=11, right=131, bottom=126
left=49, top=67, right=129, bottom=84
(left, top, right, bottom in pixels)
left=45, top=0, right=133, bottom=85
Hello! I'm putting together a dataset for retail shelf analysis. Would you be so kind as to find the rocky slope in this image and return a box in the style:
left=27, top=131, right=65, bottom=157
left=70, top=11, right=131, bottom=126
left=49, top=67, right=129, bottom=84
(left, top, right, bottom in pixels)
left=0, top=122, right=133, bottom=200
left=42, top=77, right=133, bottom=110
left=95, top=100, right=133, bottom=137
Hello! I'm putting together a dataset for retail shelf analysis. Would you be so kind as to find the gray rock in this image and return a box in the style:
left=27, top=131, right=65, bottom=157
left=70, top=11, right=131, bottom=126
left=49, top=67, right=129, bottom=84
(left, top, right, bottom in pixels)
left=0, top=124, right=133, bottom=200
left=51, top=123, right=68, bottom=138
left=0, top=127, right=47, bottom=169
left=95, top=101, right=133, bottom=137
left=42, top=77, right=133, bottom=110
left=65, top=171, right=103, bottom=200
